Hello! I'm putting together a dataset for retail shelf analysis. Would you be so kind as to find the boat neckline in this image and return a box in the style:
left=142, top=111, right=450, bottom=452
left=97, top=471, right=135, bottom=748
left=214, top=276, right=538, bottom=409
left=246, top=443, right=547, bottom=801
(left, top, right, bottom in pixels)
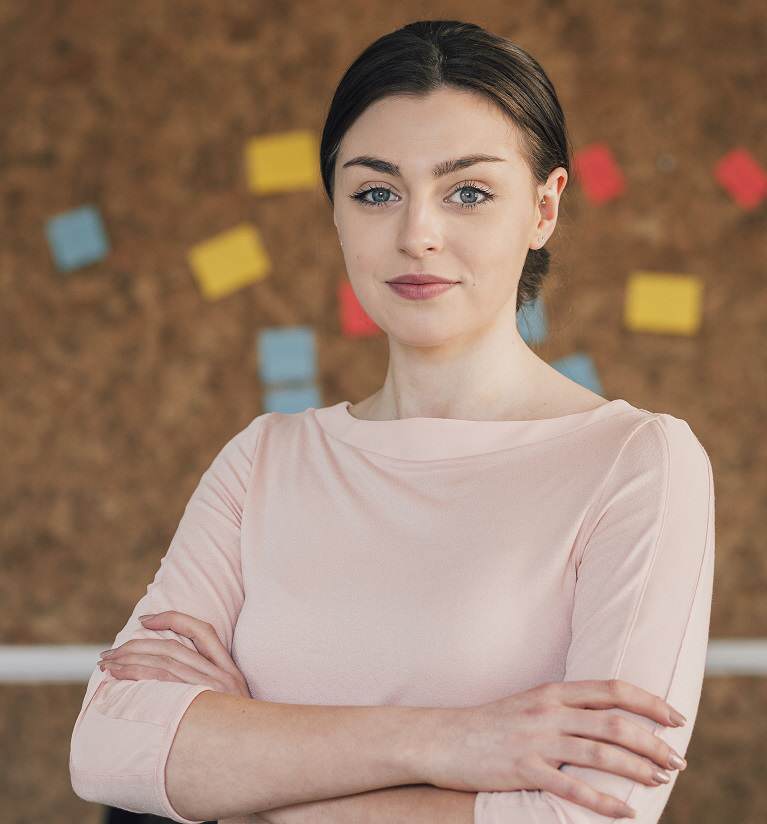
left=312, top=398, right=639, bottom=461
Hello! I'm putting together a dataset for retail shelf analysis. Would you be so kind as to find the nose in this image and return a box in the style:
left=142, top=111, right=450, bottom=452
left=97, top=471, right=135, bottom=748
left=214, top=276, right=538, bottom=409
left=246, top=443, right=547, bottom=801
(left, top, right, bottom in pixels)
left=397, top=197, right=445, bottom=257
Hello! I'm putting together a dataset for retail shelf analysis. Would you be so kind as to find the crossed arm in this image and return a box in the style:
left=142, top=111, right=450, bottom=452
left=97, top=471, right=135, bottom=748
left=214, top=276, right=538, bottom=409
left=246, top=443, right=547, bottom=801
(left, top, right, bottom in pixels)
left=226, top=785, right=476, bottom=824
left=72, top=416, right=714, bottom=823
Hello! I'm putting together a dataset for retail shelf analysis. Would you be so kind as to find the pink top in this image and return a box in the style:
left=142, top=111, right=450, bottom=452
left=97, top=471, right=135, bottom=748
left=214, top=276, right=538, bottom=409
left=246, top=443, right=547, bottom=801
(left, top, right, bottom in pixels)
left=69, top=398, right=715, bottom=823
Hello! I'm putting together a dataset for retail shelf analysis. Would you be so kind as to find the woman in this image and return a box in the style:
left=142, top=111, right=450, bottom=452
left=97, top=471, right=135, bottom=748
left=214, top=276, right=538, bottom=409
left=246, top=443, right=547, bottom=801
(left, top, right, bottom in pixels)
left=70, top=20, right=714, bottom=824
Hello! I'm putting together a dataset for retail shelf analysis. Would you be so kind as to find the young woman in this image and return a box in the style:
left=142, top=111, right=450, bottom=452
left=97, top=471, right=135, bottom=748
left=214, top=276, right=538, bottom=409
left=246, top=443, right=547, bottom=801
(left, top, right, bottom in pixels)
left=70, top=20, right=714, bottom=824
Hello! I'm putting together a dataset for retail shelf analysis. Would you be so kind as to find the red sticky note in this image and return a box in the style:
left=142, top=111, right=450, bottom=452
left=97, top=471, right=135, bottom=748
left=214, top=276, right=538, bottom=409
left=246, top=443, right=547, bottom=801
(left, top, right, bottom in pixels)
left=713, top=148, right=767, bottom=210
left=573, top=143, right=626, bottom=204
left=338, top=280, right=380, bottom=337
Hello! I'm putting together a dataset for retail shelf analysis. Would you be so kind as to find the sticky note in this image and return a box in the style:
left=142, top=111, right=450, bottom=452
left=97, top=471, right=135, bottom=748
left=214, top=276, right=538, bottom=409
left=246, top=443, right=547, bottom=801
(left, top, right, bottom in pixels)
left=45, top=204, right=110, bottom=272
left=624, top=271, right=703, bottom=335
left=245, top=129, right=320, bottom=194
left=188, top=224, right=270, bottom=300
left=338, top=280, right=380, bottom=337
left=551, top=352, right=603, bottom=394
left=714, top=147, right=767, bottom=210
left=573, top=143, right=626, bottom=204
left=517, top=296, right=548, bottom=345
left=263, top=384, right=323, bottom=414
left=257, top=326, right=317, bottom=384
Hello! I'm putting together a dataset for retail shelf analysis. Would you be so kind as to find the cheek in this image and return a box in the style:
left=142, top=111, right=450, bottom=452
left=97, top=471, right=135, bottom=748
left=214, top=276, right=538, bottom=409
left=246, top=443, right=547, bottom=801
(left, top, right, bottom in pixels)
left=477, top=220, right=524, bottom=252
left=344, top=245, right=382, bottom=279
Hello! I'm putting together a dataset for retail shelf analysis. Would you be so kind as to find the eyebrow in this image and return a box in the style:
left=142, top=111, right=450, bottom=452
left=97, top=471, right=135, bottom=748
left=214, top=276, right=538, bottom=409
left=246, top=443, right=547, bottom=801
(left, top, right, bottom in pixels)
left=340, top=153, right=507, bottom=179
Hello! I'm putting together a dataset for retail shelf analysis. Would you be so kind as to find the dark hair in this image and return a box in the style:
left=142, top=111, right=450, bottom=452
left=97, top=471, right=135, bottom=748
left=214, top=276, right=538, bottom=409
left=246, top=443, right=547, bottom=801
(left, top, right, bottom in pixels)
left=320, top=19, right=573, bottom=312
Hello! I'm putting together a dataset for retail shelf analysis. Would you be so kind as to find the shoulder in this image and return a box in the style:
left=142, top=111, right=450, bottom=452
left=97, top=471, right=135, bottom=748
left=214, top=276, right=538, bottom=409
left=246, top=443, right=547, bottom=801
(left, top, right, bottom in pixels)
left=221, top=405, right=323, bottom=459
left=589, top=407, right=713, bottom=515
left=623, top=410, right=711, bottom=477
left=606, top=410, right=714, bottom=525
left=578, top=408, right=714, bottom=564
left=203, top=411, right=277, bottom=482
left=596, top=401, right=711, bottom=473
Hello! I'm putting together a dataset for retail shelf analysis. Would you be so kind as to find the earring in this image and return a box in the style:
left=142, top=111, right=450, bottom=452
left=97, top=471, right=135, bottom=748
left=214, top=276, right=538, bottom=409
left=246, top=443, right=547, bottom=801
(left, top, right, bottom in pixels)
left=537, top=196, right=547, bottom=244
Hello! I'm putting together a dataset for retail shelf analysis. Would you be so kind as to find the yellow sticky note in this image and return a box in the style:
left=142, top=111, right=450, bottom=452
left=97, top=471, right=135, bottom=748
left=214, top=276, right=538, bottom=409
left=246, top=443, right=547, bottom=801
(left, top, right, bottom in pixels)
left=245, top=129, right=320, bottom=194
left=624, top=271, right=703, bottom=335
left=188, top=224, right=271, bottom=301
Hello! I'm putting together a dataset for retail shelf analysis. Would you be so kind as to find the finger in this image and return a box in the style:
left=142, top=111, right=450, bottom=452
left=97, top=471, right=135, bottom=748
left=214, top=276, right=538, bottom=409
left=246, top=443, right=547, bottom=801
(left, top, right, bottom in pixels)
left=552, top=733, right=670, bottom=788
left=560, top=707, right=683, bottom=772
left=102, top=653, right=226, bottom=691
left=138, top=611, right=240, bottom=677
left=103, top=638, right=228, bottom=685
left=101, top=661, right=188, bottom=685
left=538, top=764, right=636, bottom=819
left=557, top=679, right=681, bottom=728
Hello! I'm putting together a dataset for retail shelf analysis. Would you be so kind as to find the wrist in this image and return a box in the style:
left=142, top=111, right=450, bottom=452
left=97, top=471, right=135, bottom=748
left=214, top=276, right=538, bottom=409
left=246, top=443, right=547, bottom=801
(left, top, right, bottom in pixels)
left=396, top=706, right=455, bottom=785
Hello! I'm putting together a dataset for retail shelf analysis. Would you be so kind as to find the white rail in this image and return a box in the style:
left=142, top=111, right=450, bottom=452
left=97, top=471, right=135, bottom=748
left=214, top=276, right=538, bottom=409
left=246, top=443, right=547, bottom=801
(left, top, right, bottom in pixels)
left=0, top=640, right=765, bottom=682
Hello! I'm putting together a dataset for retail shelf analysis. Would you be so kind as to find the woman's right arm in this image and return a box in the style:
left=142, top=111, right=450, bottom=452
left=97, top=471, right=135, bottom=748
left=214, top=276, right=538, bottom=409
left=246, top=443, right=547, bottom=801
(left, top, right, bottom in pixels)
left=163, top=691, right=440, bottom=821
left=68, top=411, right=441, bottom=823
left=70, top=415, right=264, bottom=822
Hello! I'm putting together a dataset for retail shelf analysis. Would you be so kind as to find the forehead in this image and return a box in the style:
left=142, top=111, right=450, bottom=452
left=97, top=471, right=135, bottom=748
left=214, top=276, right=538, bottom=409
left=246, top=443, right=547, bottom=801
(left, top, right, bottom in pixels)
left=337, top=88, right=527, bottom=175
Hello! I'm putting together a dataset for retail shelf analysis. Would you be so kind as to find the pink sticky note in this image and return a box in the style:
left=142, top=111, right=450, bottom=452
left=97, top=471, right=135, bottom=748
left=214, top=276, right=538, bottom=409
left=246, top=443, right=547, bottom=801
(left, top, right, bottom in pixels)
left=713, top=148, right=767, bottom=210
left=338, top=280, right=380, bottom=337
left=573, top=143, right=626, bottom=204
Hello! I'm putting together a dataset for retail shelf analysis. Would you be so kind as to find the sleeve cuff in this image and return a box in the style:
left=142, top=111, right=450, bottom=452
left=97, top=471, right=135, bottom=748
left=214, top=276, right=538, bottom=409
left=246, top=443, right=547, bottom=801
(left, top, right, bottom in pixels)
left=153, top=684, right=214, bottom=823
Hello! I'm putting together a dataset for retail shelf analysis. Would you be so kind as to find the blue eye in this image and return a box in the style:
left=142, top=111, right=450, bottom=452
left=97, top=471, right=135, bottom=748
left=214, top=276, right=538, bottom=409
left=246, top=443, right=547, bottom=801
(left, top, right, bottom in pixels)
left=349, top=182, right=495, bottom=211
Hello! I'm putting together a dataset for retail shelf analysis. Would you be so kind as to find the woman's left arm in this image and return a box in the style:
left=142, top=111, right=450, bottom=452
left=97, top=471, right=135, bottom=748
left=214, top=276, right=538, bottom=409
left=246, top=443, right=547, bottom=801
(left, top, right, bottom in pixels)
left=475, top=414, right=716, bottom=823
left=246, top=418, right=716, bottom=824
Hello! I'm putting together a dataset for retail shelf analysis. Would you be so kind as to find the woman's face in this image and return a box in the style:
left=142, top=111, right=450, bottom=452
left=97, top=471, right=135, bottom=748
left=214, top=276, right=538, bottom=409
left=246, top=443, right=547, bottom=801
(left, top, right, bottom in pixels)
left=332, top=86, right=566, bottom=349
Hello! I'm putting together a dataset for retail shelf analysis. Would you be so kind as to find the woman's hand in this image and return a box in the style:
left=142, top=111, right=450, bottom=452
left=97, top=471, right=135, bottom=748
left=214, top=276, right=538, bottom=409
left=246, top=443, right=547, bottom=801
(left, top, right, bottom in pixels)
left=425, top=679, right=688, bottom=820
left=99, top=614, right=282, bottom=822
left=98, top=610, right=251, bottom=699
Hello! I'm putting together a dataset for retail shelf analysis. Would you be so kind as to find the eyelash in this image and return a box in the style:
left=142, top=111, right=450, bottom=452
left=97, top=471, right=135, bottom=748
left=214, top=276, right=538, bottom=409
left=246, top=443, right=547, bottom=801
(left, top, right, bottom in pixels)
left=349, top=180, right=496, bottom=211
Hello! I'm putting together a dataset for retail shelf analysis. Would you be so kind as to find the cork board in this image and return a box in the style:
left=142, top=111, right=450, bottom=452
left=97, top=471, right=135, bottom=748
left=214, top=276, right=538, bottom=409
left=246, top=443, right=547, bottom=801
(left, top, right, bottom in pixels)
left=1, top=1, right=765, bottom=821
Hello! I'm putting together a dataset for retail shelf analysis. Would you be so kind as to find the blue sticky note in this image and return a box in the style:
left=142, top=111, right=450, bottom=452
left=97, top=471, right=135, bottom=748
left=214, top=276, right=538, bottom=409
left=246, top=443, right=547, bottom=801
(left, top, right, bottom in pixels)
left=517, top=296, right=548, bottom=345
left=46, top=204, right=110, bottom=272
left=263, top=384, right=322, bottom=413
left=257, top=326, right=317, bottom=384
left=550, top=352, right=604, bottom=394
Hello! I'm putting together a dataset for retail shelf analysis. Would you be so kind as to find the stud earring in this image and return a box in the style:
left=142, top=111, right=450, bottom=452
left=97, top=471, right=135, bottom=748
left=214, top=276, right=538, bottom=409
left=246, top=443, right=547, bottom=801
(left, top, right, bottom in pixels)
left=537, top=196, right=548, bottom=245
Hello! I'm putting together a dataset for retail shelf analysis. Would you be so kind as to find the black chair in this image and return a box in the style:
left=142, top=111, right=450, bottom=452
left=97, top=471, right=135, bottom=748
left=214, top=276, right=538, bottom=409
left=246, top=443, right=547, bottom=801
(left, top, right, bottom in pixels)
left=104, top=807, right=216, bottom=823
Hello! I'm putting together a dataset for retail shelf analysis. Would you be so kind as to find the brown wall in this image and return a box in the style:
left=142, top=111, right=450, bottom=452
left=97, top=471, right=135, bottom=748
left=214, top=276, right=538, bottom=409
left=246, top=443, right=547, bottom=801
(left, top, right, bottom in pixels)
left=1, top=1, right=765, bottom=821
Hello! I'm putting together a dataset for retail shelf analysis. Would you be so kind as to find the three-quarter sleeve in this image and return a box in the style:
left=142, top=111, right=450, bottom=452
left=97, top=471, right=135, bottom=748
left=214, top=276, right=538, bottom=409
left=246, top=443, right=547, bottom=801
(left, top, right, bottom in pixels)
left=69, top=416, right=263, bottom=823
left=475, top=414, right=716, bottom=823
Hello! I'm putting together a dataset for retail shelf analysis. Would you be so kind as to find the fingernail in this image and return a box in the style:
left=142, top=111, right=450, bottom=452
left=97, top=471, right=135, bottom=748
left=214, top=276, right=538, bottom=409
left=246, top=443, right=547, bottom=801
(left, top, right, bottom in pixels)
left=99, top=650, right=114, bottom=658
left=138, top=614, right=156, bottom=621
left=668, top=753, right=687, bottom=770
left=669, top=709, right=687, bottom=726
left=652, top=769, right=671, bottom=784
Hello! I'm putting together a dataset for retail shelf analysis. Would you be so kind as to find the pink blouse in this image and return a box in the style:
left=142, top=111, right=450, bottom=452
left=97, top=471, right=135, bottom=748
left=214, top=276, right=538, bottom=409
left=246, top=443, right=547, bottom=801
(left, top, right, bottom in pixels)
left=70, top=398, right=715, bottom=823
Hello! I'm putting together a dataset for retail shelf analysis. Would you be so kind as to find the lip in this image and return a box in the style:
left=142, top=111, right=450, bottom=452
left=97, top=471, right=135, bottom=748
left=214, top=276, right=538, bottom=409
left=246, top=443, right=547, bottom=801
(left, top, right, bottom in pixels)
left=386, top=274, right=459, bottom=284
left=386, top=281, right=458, bottom=300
